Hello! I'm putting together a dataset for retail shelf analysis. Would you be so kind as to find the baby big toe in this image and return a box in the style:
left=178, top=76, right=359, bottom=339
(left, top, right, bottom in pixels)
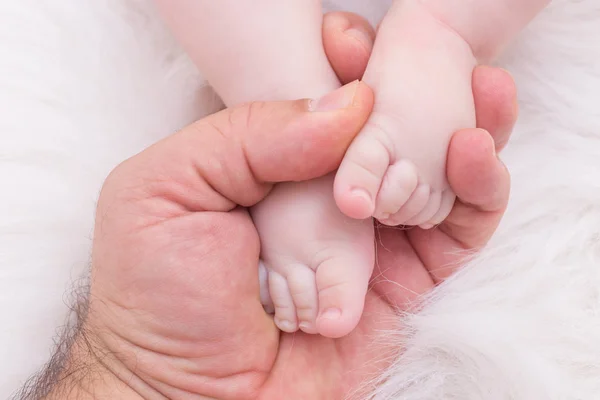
left=334, top=132, right=393, bottom=220
left=315, top=255, right=372, bottom=338
left=268, top=270, right=299, bottom=333
left=373, top=159, right=419, bottom=223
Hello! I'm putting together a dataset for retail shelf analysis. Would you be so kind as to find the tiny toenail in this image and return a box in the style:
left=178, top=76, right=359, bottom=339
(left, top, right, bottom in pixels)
left=275, top=319, right=296, bottom=332
left=420, top=223, right=434, bottom=230
left=320, top=308, right=342, bottom=320
left=380, top=213, right=390, bottom=220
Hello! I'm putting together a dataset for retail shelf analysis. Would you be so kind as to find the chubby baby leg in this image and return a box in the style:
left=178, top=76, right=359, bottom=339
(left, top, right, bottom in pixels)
left=155, top=0, right=339, bottom=104
left=155, top=0, right=376, bottom=337
left=334, top=0, right=476, bottom=227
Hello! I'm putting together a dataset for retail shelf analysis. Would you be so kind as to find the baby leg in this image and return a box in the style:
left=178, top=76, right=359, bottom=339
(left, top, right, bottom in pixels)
left=155, top=0, right=340, bottom=104
left=155, top=1, right=376, bottom=337
left=420, top=0, right=551, bottom=63
left=334, top=0, right=476, bottom=227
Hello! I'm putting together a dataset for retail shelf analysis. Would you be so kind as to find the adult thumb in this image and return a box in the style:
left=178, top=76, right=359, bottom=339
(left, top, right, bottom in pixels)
left=114, top=81, right=373, bottom=212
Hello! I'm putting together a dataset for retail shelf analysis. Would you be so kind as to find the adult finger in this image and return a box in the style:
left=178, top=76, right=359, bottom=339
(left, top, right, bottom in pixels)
left=107, top=81, right=373, bottom=216
left=446, top=128, right=510, bottom=232
left=322, top=12, right=376, bottom=84
left=410, top=128, right=510, bottom=282
left=472, top=66, right=518, bottom=152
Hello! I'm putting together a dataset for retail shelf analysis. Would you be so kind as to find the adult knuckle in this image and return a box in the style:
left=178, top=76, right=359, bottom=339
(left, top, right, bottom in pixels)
left=239, top=100, right=268, bottom=130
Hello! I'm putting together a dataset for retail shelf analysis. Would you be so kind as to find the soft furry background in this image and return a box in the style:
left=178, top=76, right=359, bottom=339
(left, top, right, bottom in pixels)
left=1, top=1, right=598, bottom=399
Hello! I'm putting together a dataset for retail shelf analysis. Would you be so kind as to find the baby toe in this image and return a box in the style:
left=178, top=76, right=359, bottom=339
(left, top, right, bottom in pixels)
left=286, top=264, right=319, bottom=334
left=405, top=189, right=442, bottom=227
left=384, top=183, right=431, bottom=226
left=268, top=270, right=299, bottom=333
left=424, top=189, right=456, bottom=227
left=373, top=159, right=419, bottom=223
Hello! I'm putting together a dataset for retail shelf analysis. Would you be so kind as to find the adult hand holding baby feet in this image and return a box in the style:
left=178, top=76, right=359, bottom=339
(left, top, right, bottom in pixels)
left=156, top=0, right=530, bottom=340
left=42, top=13, right=518, bottom=400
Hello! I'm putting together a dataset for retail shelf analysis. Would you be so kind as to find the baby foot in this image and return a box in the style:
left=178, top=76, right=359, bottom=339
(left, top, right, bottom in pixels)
left=334, top=115, right=460, bottom=228
left=252, top=174, right=374, bottom=338
left=334, top=0, right=476, bottom=228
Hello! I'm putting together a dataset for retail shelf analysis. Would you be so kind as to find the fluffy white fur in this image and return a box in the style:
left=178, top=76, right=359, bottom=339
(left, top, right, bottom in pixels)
left=0, top=0, right=599, bottom=399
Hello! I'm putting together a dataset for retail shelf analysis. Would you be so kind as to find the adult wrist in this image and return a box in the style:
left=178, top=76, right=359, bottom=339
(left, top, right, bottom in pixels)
left=44, top=326, right=145, bottom=400
left=17, top=294, right=148, bottom=400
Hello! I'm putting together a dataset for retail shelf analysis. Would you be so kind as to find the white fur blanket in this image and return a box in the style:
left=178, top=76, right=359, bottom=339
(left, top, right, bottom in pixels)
left=1, top=1, right=599, bottom=399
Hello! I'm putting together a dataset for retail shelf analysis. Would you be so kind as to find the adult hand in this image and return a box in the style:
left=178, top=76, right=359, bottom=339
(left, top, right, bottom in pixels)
left=46, top=12, right=517, bottom=400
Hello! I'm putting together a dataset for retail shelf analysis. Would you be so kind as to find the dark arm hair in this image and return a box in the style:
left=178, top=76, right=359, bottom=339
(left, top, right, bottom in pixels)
left=11, top=278, right=91, bottom=400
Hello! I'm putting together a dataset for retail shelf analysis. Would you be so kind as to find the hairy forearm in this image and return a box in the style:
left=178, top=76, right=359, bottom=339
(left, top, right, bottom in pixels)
left=47, top=335, right=143, bottom=399
left=13, top=288, right=143, bottom=400
left=420, top=0, right=550, bottom=61
left=44, top=335, right=141, bottom=400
